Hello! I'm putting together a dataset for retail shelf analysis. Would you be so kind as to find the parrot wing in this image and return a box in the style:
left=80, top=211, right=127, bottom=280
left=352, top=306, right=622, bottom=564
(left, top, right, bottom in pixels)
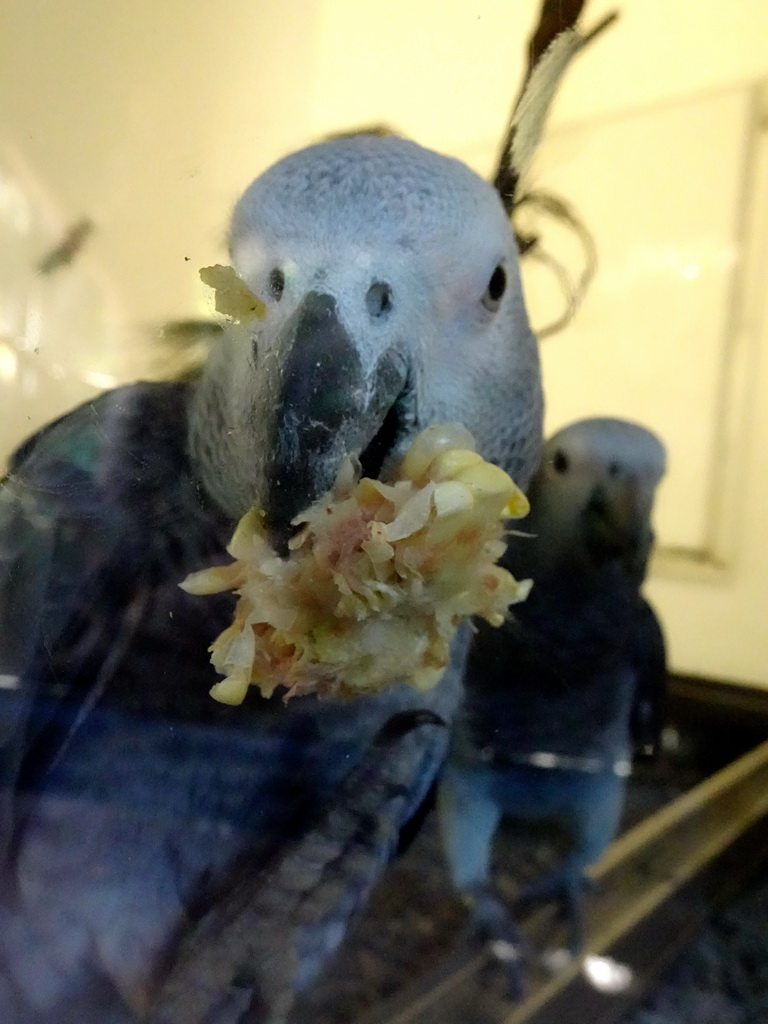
left=0, top=382, right=460, bottom=1022
left=629, top=597, right=668, bottom=758
left=0, top=393, right=140, bottom=859
left=148, top=710, right=446, bottom=1024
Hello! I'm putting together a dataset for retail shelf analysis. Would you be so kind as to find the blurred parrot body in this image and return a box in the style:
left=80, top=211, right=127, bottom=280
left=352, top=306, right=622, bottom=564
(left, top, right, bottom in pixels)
left=0, top=135, right=543, bottom=1023
left=439, top=418, right=667, bottom=976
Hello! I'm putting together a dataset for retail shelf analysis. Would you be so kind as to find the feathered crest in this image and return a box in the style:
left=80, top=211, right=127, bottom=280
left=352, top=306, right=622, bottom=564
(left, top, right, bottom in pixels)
left=493, top=1, right=618, bottom=212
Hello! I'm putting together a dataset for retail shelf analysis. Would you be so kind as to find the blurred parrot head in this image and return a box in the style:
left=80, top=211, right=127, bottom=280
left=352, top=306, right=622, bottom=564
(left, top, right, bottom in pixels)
left=526, top=417, right=667, bottom=575
left=188, top=135, right=542, bottom=549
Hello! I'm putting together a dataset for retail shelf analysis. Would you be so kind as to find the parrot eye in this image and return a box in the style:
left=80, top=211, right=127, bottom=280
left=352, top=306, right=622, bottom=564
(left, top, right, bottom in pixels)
left=481, top=264, right=507, bottom=312
left=552, top=449, right=569, bottom=474
left=608, top=461, right=621, bottom=478
left=269, top=267, right=285, bottom=300
left=366, top=281, right=393, bottom=319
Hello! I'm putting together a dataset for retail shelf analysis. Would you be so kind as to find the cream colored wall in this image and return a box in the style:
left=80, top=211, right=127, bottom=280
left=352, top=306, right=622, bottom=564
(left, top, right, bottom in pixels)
left=5, top=0, right=765, bottom=338
left=1, top=0, right=321, bottom=328
left=645, top=116, right=768, bottom=689
left=3, top=0, right=768, bottom=685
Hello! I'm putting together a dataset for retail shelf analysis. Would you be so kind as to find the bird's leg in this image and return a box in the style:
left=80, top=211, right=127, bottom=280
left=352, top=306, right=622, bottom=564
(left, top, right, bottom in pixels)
left=514, top=870, right=569, bottom=909
left=437, top=771, right=528, bottom=996
left=514, top=868, right=598, bottom=976
left=464, top=883, right=528, bottom=1000
left=558, top=878, right=586, bottom=958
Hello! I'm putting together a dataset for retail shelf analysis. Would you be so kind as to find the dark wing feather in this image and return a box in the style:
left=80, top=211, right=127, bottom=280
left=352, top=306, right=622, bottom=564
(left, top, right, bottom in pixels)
left=0, top=397, right=136, bottom=858
left=0, top=382, right=459, bottom=1022
left=148, top=711, right=446, bottom=1024
left=629, top=597, right=668, bottom=758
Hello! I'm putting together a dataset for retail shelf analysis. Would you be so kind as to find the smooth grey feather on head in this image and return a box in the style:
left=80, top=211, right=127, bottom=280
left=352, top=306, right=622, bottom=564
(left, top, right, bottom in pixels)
left=543, top=417, right=667, bottom=484
left=230, top=136, right=505, bottom=252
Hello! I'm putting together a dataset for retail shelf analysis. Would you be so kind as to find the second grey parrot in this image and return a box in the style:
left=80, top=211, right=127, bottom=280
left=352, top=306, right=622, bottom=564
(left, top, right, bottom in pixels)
left=439, top=417, right=668, bottom=989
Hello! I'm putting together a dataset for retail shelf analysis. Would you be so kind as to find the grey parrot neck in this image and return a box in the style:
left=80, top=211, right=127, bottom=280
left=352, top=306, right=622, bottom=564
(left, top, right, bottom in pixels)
left=186, top=343, right=253, bottom=523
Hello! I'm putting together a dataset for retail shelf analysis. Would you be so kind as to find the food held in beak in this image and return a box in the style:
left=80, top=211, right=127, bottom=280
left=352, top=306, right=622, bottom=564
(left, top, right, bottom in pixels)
left=181, top=424, right=531, bottom=704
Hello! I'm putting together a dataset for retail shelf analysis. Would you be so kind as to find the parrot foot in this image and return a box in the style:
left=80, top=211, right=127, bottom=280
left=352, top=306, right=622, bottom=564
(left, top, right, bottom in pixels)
left=513, top=873, right=589, bottom=958
left=514, top=872, right=593, bottom=958
left=540, top=946, right=576, bottom=975
left=558, top=881, right=587, bottom=957
left=463, top=884, right=529, bottom=1000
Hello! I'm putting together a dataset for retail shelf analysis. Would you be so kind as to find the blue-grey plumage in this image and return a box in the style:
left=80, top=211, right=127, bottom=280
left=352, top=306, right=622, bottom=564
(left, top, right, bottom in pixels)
left=439, top=417, right=667, bottom=989
left=0, top=135, right=543, bottom=1023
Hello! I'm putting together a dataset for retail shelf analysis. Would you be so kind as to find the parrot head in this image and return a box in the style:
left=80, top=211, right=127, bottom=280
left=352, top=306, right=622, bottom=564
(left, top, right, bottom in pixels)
left=188, top=135, right=542, bottom=550
left=526, top=417, right=667, bottom=575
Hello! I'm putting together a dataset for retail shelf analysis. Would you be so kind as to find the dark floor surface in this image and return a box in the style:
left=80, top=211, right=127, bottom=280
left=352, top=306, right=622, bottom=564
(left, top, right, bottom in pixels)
left=291, top=679, right=768, bottom=1024
left=619, top=871, right=768, bottom=1024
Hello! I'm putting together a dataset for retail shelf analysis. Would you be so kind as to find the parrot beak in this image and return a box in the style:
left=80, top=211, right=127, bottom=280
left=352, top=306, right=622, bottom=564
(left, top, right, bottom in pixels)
left=583, top=475, right=652, bottom=563
left=262, top=291, right=410, bottom=552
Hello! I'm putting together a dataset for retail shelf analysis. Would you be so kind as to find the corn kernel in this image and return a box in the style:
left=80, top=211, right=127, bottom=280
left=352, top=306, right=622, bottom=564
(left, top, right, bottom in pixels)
left=428, top=448, right=483, bottom=482
left=209, top=674, right=250, bottom=705
left=199, top=264, right=267, bottom=323
left=503, top=487, right=530, bottom=519
left=179, top=563, right=245, bottom=595
left=432, top=480, right=474, bottom=517
left=455, top=461, right=515, bottom=498
left=398, top=423, right=476, bottom=482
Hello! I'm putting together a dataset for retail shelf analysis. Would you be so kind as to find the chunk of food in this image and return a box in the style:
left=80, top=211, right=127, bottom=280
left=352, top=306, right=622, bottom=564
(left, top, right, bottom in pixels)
left=199, top=264, right=266, bottom=323
left=181, top=424, right=532, bottom=704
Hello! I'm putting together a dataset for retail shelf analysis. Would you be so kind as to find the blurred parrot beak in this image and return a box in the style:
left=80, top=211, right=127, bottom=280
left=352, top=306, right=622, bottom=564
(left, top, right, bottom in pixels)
left=584, top=475, right=652, bottom=562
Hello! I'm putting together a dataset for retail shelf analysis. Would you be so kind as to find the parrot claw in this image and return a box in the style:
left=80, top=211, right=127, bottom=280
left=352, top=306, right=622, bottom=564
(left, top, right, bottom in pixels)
left=540, top=946, right=576, bottom=974
left=489, top=939, right=528, bottom=1001
left=464, top=884, right=529, bottom=999
left=513, top=873, right=588, bottom=957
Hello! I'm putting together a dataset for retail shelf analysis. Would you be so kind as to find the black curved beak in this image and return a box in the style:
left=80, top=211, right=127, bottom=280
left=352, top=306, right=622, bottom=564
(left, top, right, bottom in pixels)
left=262, top=292, right=366, bottom=551
left=584, top=476, right=652, bottom=568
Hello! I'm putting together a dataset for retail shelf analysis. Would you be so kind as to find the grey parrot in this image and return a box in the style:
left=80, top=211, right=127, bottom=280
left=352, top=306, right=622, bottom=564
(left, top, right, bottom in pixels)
left=0, top=133, right=543, bottom=1024
left=439, top=417, right=668, bottom=988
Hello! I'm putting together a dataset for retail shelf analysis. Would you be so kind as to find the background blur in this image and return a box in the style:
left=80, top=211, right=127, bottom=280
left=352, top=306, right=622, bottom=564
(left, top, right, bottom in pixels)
left=2, top=0, right=767, bottom=688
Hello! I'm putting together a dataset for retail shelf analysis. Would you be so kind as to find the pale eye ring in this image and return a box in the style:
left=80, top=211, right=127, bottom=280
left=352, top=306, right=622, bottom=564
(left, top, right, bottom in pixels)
left=481, top=264, right=507, bottom=312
